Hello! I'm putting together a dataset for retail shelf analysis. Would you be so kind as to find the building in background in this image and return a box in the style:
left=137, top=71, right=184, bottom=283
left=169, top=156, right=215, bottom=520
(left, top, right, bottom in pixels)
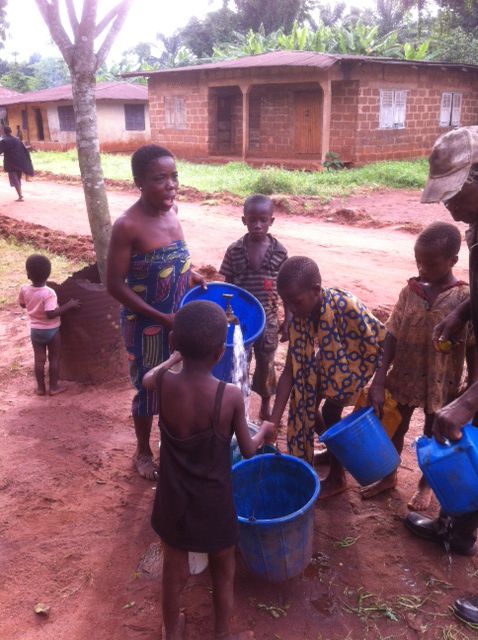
left=125, top=51, right=478, bottom=168
left=0, top=82, right=150, bottom=152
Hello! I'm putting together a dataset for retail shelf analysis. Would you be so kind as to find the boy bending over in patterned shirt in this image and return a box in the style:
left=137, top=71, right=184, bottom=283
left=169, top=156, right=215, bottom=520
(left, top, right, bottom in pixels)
left=220, top=195, right=288, bottom=420
left=368, top=222, right=476, bottom=506
left=266, top=256, right=385, bottom=499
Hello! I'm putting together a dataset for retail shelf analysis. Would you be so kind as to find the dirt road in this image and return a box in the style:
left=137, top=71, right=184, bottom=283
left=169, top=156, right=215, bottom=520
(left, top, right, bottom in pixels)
left=0, top=177, right=476, bottom=640
left=0, top=177, right=468, bottom=310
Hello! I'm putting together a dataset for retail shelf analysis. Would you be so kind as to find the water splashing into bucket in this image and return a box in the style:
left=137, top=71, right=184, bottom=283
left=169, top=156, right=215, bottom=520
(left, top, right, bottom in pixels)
left=232, top=323, right=250, bottom=419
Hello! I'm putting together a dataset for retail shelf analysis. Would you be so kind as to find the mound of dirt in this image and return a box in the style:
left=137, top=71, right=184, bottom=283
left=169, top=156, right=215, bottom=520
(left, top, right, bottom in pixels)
left=0, top=214, right=96, bottom=263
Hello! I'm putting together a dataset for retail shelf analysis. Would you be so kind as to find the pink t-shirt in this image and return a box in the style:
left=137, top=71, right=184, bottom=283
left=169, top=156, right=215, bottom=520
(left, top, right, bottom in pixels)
left=18, top=285, right=60, bottom=330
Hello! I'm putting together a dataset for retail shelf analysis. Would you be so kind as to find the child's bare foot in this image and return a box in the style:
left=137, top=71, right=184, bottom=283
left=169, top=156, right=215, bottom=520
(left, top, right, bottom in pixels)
left=134, top=452, right=158, bottom=480
left=35, top=387, right=46, bottom=396
left=313, top=448, right=330, bottom=467
left=163, top=612, right=185, bottom=640
left=318, top=472, right=347, bottom=500
left=408, top=486, right=432, bottom=511
left=49, top=385, right=67, bottom=396
left=15, top=196, right=24, bottom=202
left=360, top=471, right=397, bottom=499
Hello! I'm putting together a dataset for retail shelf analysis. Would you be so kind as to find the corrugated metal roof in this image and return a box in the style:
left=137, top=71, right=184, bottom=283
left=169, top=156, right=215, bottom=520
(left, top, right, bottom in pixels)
left=0, top=86, right=22, bottom=103
left=122, top=50, right=478, bottom=78
left=0, top=81, right=147, bottom=105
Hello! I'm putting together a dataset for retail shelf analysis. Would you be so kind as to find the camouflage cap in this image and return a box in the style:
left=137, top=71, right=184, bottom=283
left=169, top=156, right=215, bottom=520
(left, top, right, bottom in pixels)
left=421, top=126, right=478, bottom=203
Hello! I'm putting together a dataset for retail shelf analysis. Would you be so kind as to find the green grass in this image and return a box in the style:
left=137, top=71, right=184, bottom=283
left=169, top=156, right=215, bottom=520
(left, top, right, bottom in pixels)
left=0, top=238, right=86, bottom=305
left=32, top=150, right=428, bottom=201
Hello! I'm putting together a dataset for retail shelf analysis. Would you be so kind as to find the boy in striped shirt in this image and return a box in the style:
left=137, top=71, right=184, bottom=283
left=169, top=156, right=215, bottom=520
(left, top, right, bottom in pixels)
left=220, top=195, right=289, bottom=420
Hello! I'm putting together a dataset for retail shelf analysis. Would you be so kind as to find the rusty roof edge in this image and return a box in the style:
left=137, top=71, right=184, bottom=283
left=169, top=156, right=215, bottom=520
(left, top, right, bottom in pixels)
left=121, top=52, right=478, bottom=79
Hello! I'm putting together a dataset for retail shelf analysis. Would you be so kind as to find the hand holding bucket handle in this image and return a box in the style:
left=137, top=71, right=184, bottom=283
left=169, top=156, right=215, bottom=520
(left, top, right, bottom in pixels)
left=432, top=392, right=477, bottom=444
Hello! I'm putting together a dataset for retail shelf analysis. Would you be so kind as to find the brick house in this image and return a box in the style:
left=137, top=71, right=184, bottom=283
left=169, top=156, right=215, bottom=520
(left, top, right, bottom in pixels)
left=0, top=81, right=150, bottom=152
left=126, top=50, right=478, bottom=167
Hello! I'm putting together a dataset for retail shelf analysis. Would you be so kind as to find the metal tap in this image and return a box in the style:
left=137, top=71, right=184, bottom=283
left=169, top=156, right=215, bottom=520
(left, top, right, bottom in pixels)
left=222, top=293, right=239, bottom=325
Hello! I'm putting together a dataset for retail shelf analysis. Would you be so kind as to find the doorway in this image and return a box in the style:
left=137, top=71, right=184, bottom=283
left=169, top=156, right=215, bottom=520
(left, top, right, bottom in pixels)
left=294, top=90, right=321, bottom=155
left=34, top=108, right=45, bottom=141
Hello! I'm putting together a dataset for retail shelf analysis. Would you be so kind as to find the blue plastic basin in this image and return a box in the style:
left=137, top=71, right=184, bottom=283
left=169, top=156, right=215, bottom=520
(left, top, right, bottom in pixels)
left=417, top=424, right=478, bottom=515
left=230, top=422, right=278, bottom=465
left=180, top=282, right=265, bottom=382
left=320, top=407, right=400, bottom=486
left=232, top=454, right=320, bottom=582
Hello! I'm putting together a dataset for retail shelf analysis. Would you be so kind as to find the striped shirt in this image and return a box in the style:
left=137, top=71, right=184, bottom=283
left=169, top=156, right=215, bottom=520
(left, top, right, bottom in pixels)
left=219, top=234, right=288, bottom=338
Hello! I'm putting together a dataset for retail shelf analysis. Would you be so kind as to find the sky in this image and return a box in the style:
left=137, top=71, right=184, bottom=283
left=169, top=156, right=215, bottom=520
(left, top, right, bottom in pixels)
left=3, top=0, right=376, bottom=64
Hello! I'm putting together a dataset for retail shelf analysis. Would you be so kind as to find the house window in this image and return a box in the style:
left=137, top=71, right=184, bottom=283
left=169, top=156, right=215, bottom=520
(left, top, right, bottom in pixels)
left=440, top=92, right=462, bottom=127
left=21, top=110, right=27, bottom=130
left=164, top=96, right=186, bottom=129
left=124, top=104, right=145, bottom=131
left=58, top=105, right=75, bottom=131
left=379, top=90, right=407, bottom=129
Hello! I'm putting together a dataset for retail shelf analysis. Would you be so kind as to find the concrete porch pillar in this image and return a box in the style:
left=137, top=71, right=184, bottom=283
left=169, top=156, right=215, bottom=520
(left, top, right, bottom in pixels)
left=320, top=78, right=332, bottom=163
left=240, top=84, right=251, bottom=161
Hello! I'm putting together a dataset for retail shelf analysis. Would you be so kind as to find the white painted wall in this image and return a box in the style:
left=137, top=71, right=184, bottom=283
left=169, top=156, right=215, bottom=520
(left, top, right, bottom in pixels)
left=97, top=101, right=151, bottom=144
left=46, top=100, right=151, bottom=145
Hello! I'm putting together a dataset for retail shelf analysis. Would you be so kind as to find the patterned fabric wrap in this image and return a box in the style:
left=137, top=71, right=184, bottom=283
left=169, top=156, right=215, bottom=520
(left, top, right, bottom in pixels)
left=386, top=278, right=473, bottom=413
left=120, top=240, right=191, bottom=417
left=288, top=286, right=385, bottom=464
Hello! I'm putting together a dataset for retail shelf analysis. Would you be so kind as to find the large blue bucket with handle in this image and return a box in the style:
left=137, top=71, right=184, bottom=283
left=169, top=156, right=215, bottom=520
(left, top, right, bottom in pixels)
left=230, top=422, right=278, bottom=466
left=180, top=282, right=266, bottom=382
left=232, top=454, right=320, bottom=582
left=416, top=424, right=478, bottom=515
left=320, top=407, right=400, bottom=486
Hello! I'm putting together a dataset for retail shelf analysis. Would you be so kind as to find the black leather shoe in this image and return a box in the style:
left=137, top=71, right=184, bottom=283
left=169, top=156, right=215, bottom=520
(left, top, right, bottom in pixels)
left=404, top=512, right=443, bottom=543
left=453, top=597, right=478, bottom=624
left=404, top=512, right=476, bottom=556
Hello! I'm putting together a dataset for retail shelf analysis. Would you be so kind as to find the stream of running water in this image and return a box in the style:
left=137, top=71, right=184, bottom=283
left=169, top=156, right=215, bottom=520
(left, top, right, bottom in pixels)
left=231, top=323, right=250, bottom=420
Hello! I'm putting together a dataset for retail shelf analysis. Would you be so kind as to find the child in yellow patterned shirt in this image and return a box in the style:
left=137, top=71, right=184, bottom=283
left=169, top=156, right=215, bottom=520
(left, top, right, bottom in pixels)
left=368, top=222, right=476, bottom=507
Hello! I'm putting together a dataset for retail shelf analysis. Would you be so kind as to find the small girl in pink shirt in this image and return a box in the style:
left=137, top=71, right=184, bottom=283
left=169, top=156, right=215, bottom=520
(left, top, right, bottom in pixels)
left=19, top=254, right=79, bottom=395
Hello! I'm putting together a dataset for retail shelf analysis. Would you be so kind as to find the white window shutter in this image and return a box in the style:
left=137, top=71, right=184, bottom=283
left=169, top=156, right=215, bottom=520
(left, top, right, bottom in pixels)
left=440, top=92, right=452, bottom=127
left=380, top=90, right=394, bottom=129
left=451, top=93, right=462, bottom=127
left=164, top=96, right=172, bottom=127
left=393, top=90, right=407, bottom=128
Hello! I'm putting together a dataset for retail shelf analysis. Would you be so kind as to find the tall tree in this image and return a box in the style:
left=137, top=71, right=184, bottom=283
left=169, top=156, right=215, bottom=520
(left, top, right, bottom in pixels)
left=436, top=0, right=478, bottom=31
left=34, top=0, right=132, bottom=282
left=234, top=0, right=314, bottom=33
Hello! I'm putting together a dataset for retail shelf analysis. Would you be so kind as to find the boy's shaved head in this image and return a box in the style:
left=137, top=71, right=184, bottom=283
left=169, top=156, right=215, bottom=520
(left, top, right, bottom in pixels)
left=415, top=221, right=462, bottom=258
left=131, top=144, right=174, bottom=180
left=26, top=254, right=51, bottom=282
left=277, top=256, right=321, bottom=293
left=173, top=301, right=227, bottom=359
left=243, top=194, right=273, bottom=215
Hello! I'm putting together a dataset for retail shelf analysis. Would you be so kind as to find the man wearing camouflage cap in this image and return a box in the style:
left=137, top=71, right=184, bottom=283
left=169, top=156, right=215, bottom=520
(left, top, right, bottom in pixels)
left=405, top=126, right=478, bottom=624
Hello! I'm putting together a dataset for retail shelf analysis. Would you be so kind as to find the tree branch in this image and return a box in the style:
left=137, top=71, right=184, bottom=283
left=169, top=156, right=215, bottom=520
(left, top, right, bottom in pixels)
left=34, top=0, right=74, bottom=66
left=95, top=0, right=132, bottom=69
left=65, top=0, right=80, bottom=38
left=95, top=2, right=124, bottom=38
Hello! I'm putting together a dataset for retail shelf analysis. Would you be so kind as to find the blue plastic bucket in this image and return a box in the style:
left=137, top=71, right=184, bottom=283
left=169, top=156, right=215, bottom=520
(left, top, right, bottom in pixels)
left=416, top=424, right=478, bottom=515
left=180, top=282, right=266, bottom=382
left=232, top=454, right=320, bottom=582
left=230, top=422, right=278, bottom=465
left=320, top=407, right=400, bottom=486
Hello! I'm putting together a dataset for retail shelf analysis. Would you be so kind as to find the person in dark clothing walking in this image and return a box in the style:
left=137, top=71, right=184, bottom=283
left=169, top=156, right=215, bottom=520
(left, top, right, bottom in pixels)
left=406, top=125, right=478, bottom=624
left=0, top=125, right=34, bottom=201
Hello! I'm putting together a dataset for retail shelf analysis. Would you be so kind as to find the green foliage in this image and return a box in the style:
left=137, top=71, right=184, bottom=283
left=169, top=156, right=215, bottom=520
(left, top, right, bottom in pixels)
left=436, top=0, right=478, bottom=32
left=214, top=20, right=405, bottom=58
left=430, top=25, right=478, bottom=64
left=180, top=8, right=241, bottom=57
left=323, top=152, right=344, bottom=171
left=233, top=0, right=314, bottom=34
left=403, top=39, right=431, bottom=60
left=32, top=151, right=429, bottom=202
